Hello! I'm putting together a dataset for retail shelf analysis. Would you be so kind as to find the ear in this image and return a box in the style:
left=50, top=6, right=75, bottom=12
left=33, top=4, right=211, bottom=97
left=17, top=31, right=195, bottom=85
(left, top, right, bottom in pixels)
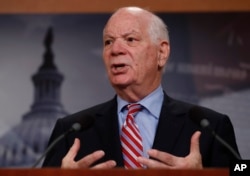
left=157, top=40, right=170, bottom=68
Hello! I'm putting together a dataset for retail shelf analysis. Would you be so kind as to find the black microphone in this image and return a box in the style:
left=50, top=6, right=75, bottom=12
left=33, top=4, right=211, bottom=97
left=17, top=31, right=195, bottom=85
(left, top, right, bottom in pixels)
left=32, top=115, right=95, bottom=168
left=189, top=106, right=241, bottom=160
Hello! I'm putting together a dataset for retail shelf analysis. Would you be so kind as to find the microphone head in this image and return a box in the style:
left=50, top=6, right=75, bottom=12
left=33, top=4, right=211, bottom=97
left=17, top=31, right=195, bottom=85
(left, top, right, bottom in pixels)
left=200, top=119, right=210, bottom=128
left=189, top=106, right=210, bottom=128
left=74, top=115, right=95, bottom=131
left=71, top=123, right=81, bottom=131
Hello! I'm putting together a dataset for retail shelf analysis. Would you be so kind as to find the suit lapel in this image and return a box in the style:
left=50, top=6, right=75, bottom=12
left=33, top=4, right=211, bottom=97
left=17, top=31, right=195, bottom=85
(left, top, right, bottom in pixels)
left=94, top=97, right=124, bottom=167
left=152, top=93, right=186, bottom=153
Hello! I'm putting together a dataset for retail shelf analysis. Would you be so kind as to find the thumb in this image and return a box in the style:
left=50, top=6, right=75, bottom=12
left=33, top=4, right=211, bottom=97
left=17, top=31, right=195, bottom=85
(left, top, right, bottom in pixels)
left=190, top=131, right=201, bottom=154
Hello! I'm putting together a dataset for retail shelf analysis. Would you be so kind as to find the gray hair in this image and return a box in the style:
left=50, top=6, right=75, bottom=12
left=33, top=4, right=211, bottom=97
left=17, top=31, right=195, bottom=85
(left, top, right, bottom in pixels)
left=147, top=13, right=170, bottom=44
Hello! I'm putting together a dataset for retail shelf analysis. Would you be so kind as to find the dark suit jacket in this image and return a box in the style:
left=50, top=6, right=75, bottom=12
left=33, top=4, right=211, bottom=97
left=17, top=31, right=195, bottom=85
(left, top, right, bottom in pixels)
left=42, top=93, right=240, bottom=167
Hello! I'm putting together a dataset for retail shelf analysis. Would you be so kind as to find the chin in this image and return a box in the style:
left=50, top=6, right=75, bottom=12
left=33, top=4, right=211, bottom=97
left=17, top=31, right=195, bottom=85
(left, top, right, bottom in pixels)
left=110, top=75, right=135, bottom=88
left=112, top=83, right=128, bottom=89
left=111, top=81, right=131, bottom=89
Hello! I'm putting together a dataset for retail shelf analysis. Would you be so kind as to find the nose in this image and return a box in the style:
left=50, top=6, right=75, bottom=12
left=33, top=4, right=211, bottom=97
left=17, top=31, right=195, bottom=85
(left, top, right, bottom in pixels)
left=110, top=39, right=126, bottom=56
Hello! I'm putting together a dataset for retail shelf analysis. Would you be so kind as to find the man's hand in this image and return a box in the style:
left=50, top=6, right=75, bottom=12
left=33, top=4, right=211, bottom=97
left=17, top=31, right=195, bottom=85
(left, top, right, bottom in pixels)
left=137, top=131, right=203, bottom=169
left=61, top=138, right=117, bottom=169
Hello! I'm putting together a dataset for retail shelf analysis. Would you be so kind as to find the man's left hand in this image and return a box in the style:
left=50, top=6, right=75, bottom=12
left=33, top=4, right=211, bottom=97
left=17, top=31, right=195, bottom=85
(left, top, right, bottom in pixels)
left=137, top=131, right=203, bottom=169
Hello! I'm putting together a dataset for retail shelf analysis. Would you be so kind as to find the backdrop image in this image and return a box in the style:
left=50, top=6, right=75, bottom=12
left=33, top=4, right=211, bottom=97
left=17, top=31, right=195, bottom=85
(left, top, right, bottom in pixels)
left=0, top=12, right=249, bottom=167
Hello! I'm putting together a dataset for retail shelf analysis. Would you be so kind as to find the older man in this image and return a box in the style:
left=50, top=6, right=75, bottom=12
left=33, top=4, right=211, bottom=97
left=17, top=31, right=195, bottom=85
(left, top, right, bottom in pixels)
left=43, top=7, right=240, bottom=169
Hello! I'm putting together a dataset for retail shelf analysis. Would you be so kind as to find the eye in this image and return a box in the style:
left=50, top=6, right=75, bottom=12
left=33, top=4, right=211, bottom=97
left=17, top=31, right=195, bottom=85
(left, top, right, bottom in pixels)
left=126, top=37, right=139, bottom=46
left=104, top=39, right=113, bottom=46
left=127, top=37, right=135, bottom=42
left=103, top=37, right=114, bottom=47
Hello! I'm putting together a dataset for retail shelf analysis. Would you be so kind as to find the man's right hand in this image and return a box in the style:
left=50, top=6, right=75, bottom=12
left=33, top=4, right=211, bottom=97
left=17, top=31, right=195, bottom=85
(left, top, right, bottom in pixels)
left=61, top=138, right=117, bottom=169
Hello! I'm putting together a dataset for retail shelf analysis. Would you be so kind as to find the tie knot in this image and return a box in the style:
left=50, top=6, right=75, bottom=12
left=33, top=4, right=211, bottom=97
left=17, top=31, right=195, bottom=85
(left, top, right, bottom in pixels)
left=127, top=103, right=142, bottom=117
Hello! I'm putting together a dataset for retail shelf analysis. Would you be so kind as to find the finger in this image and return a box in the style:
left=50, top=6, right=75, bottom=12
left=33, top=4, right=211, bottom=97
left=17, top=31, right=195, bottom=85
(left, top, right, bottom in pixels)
left=137, top=156, right=170, bottom=169
left=190, top=131, right=201, bottom=154
left=77, top=150, right=105, bottom=168
left=64, top=138, right=80, bottom=161
left=147, top=149, right=175, bottom=166
left=92, top=160, right=117, bottom=169
left=61, top=138, right=80, bottom=168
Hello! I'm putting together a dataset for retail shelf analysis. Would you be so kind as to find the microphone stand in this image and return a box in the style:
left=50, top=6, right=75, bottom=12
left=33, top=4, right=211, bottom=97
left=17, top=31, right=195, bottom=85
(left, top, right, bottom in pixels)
left=32, top=124, right=80, bottom=168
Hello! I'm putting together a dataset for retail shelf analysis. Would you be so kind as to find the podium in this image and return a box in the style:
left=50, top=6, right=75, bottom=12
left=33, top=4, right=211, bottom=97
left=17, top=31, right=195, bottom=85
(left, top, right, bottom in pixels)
left=0, top=168, right=229, bottom=176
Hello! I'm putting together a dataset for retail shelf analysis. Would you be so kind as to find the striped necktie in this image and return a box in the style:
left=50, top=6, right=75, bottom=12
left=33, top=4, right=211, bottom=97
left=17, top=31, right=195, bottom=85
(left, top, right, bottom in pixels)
left=121, top=104, right=143, bottom=168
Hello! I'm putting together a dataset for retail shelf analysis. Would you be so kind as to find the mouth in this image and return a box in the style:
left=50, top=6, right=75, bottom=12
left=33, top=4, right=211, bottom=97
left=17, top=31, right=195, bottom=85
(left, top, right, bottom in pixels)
left=113, top=63, right=126, bottom=69
left=111, top=63, right=128, bottom=73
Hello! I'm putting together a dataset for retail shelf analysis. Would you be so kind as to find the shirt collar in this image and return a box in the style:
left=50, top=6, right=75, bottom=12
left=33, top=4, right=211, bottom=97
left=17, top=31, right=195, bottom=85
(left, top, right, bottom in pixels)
left=117, top=85, right=164, bottom=119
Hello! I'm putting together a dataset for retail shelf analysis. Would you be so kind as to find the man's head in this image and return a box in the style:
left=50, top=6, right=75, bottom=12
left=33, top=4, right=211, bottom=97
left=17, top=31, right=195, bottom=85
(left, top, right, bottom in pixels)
left=102, top=7, right=170, bottom=102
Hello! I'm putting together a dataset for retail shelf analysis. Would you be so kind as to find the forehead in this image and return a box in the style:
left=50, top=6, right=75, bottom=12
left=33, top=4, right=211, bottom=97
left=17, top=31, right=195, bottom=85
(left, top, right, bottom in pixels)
left=104, top=10, right=149, bottom=37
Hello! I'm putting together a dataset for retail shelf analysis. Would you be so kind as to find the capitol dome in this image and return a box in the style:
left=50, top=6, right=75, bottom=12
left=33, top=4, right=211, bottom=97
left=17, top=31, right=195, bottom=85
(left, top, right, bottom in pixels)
left=0, top=27, right=68, bottom=167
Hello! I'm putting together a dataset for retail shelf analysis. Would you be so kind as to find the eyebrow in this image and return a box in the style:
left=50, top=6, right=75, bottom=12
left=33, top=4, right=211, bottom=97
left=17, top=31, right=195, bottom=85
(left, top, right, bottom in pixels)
left=104, top=30, right=140, bottom=39
left=123, top=31, right=140, bottom=37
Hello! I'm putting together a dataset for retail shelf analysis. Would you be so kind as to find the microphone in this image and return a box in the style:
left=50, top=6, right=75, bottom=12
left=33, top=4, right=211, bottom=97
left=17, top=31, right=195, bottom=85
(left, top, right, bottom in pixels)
left=189, top=106, right=241, bottom=160
left=32, top=115, right=95, bottom=168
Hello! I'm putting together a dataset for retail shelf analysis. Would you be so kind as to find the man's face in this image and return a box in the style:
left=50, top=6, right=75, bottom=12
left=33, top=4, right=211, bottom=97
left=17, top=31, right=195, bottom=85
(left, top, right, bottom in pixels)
left=102, top=10, right=162, bottom=90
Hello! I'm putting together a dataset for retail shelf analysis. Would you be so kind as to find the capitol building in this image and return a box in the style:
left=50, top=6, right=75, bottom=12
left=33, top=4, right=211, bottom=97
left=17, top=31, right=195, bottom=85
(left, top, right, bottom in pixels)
left=0, top=27, right=68, bottom=167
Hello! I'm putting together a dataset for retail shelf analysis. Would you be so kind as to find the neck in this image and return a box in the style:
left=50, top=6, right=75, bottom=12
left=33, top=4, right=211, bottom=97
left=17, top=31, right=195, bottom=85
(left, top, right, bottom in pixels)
left=115, top=84, right=160, bottom=103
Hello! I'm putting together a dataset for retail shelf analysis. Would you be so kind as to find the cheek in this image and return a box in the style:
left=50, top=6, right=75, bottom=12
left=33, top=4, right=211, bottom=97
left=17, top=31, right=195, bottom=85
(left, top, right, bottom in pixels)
left=102, top=53, right=110, bottom=69
left=134, top=53, right=156, bottom=79
left=141, top=49, right=158, bottom=69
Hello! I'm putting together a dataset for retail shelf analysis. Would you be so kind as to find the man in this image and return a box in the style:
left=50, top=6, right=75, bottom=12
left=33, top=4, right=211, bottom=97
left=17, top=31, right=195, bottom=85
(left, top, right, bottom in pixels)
left=42, top=6, right=240, bottom=169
